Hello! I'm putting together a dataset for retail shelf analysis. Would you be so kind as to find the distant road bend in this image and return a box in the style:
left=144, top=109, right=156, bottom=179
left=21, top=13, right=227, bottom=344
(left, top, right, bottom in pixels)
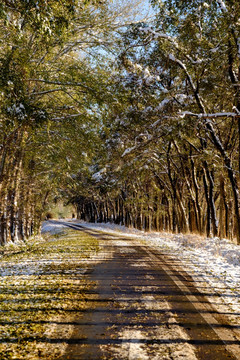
left=54, top=220, right=240, bottom=360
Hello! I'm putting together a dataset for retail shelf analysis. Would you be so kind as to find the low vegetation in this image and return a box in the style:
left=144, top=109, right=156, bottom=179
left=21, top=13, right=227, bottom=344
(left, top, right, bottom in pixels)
left=0, top=229, right=99, bottom=359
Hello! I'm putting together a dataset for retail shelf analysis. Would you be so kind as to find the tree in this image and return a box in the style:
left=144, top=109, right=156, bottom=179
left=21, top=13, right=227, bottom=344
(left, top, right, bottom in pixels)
left=0, top=0, right=145, bottom=244
left=68, top=0, right=240, bottom=243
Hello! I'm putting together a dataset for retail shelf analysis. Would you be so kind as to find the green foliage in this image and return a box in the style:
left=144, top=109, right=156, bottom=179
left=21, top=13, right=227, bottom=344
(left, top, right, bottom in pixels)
left=1, top=0, right=240, bottom=241
left=0, top=0, right=128, bottom=244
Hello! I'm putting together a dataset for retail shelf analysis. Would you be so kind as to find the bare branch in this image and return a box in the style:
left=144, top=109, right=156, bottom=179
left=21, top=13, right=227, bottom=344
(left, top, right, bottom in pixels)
left=29, top=88, right=64, bottom=97
left=26, top=79, right=94, bottom=92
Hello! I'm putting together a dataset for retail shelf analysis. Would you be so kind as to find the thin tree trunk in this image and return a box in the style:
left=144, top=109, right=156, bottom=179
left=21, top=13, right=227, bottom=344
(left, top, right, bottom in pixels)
left=204, top=163, right=218, bottom=237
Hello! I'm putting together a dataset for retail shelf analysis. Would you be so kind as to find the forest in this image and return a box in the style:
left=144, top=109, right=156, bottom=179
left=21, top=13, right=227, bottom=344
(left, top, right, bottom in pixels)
left=1, top=0, right=240, bottom=245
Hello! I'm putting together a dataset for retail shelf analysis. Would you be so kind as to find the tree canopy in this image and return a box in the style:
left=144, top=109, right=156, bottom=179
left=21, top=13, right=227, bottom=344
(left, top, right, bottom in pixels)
left=1, top=0, right=240, bottom=244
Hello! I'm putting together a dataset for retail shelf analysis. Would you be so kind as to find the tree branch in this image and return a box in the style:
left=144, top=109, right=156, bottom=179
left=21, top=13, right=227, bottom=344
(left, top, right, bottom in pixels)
left=26, top=79, right=94, bottom=92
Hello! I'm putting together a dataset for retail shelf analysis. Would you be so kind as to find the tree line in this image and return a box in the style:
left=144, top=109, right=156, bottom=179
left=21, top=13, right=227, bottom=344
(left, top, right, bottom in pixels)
left=67, top=0, right=240, bottom=244
left=0, top=0, right=131, bottom=244
left=1, top=0, right=240, bottom=245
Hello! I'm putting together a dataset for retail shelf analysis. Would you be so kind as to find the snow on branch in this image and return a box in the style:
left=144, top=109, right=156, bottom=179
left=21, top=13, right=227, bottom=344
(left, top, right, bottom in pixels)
left=155, top=98, right=171, bottom=111
left=169, top=54, right=194, bottom=88
left=140, top=27, right=205, bottom=65
left=216, top=0, right=227, bottom=12
left=121, top=146, right=136, bottom=157
left=168, top=54, right=195, bottom=86
left=139, top=26, right=178, bottom=46
left=92, top=168, right=106, bottom=182
left=180, top=111, right=237, bottom=118
left=168, top=54, right=206, bottom=112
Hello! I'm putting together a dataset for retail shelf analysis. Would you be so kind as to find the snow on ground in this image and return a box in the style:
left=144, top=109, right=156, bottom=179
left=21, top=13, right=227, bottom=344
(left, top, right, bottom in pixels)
left=41, top=220, right=68, bottom=234
left=68, top=220, right=240, bottom=320
left=0, top=228, right=100, bottom=359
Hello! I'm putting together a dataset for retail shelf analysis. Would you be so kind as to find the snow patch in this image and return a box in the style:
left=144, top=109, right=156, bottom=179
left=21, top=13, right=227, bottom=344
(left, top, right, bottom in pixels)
left=41, top=221, right=67, bottom=234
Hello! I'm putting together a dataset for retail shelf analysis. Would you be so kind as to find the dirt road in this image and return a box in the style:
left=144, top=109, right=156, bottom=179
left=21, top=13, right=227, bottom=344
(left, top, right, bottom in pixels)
left=59, top=222, right=240, bottom=360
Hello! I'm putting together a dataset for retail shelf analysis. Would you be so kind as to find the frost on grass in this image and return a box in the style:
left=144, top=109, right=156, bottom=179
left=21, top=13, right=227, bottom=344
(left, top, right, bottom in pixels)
left=0, top=229, right=99, bottom=360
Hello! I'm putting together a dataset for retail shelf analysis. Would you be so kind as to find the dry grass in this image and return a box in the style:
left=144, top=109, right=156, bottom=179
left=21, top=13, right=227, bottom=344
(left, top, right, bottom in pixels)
left=0, top=229, right=99, bottom=359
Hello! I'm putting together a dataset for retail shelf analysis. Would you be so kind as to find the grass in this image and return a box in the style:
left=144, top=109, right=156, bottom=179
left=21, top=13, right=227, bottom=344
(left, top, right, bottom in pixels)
left=0, top=228, right=99, bottom=359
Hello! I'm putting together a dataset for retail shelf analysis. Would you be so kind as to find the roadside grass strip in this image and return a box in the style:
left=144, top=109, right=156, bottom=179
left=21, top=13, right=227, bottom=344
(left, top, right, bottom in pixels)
left=0, top=229, right=99, bottom=359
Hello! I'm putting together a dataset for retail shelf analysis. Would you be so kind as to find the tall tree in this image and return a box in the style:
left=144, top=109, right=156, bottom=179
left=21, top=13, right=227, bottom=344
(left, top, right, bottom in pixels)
left=0, top=0, right=143, bottom=244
